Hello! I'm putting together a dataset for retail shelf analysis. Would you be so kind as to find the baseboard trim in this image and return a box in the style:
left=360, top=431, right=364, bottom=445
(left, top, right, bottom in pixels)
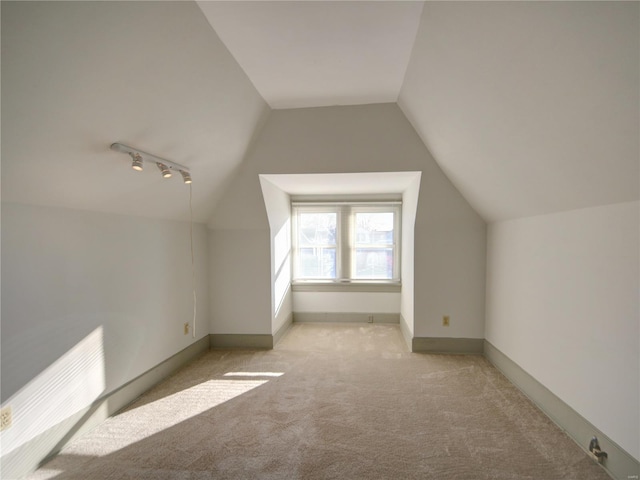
left=273, top=312, right=293, bottom=347
left=399, top=314, right=412, bottom=351
left=210, top=318, right=295, bottom=350
left=0, top=336, right=210, bottom=480
left=293, top=312, right=400, bottom=324
left=210, top=333, right=273, bottom=349
left=412, top=336, right=484, bottom=354
left=108, top=335, right=211, bottom=414
left=484, top=340, right=639, bottom=480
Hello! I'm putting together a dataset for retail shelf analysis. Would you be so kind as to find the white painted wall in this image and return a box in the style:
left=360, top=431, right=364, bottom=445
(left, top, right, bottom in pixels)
left=259, top=176, right=293, bottom=335
left=208, top=229, right=272, bottom=335
left=1, top=203, right=210, bottom=460
left=293, top=292, right=400, bottom=314
left=485, top=201, right=640, bottom=460
left=208, top=104, right=486, bottom=341
left=411, top=146, right=487, bottom=339
left=208, top=166, right=273, bottom=335
left=400, top=174, right=421, bottom=336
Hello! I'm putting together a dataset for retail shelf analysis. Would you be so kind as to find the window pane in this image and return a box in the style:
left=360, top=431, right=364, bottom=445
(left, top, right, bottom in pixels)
left=354, top=248, right=393, bottom=279
left=355, top=212, right=394, bottom=245
left=298, top=247, right=336, bottom=279
left=298, top=213, right=336, bottom=246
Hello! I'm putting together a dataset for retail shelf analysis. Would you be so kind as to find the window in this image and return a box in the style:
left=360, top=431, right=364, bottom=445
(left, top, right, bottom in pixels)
left=292, top=202, right=401, bottom=283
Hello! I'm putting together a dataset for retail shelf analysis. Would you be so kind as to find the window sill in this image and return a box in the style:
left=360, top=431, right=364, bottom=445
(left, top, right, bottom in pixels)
left=292, top=281, right=401, bottom=293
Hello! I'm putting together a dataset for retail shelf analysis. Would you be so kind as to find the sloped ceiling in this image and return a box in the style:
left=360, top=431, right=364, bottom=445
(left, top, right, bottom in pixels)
left=1, top=1, right=268, bottom=223
left=2, top=1, right=638, bottom=224
left=399, top=1, right=639, bottom=221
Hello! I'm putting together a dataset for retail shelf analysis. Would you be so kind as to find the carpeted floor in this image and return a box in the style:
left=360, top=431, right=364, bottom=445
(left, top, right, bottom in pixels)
left=28, top=323, right=610, bottom=479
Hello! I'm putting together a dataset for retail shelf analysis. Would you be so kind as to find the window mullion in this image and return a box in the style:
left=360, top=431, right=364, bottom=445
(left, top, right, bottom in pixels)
left=339, top=206, right=350, bottom=280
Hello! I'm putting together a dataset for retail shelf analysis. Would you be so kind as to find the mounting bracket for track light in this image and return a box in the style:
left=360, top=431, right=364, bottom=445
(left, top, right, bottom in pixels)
left=110, top=143, right=191, bottom=182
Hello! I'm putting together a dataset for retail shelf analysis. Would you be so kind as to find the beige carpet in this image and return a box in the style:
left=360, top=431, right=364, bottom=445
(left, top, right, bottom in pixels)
left=28, top=323, right=610, bottom=479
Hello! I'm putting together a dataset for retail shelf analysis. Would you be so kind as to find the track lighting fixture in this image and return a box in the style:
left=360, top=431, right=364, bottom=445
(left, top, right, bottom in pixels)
left=180, top=170, right=192, bottom=184
left=157, top=162, right=172, bottom=178
left=130, top=153, right=143, bottom=171
left=111, top=143, right=196, bottom=339
left=111, top=143, right=191, bottom=183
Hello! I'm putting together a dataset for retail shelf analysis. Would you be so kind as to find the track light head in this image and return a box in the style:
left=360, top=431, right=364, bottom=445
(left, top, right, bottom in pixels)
left=157, top=162, right=172, bottom=178
left=180, top=170, right=192, bottom=184
left=130, top=153, right=143, bottom=171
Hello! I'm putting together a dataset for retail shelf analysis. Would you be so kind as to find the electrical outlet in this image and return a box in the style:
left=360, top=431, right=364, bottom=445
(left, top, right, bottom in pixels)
left=1, top=406, right=12, bottom=431
left=442, top=315, right=450, bottom=327
left=184, top=323, right=189, bottom=335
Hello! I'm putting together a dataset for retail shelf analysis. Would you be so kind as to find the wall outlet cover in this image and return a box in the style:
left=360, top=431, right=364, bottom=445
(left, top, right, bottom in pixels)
left=1, top=406, right=12, bottom=431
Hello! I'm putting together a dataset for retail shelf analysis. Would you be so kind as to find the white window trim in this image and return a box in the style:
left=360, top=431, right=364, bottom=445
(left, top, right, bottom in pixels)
left=291, top=200, right=401, bottom=289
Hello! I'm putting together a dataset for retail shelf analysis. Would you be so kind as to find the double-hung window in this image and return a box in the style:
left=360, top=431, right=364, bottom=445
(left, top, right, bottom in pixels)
left=292, top=201, right=401, bottom=284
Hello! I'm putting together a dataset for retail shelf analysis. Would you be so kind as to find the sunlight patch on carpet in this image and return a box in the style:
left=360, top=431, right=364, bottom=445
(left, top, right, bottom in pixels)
left=22, top=468, right=63, bottom=480
left=62, top=377, right=277, bottom=457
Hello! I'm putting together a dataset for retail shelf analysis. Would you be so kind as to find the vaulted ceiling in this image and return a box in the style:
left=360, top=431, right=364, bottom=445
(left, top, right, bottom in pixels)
left=2, top=1, right=638, bottom=223
left=198, top=1, right=424, bottom=109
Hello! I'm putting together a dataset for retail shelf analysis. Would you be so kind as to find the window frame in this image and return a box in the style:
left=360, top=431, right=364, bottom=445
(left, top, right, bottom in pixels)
left=291, top=201, right=401, bottom=289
